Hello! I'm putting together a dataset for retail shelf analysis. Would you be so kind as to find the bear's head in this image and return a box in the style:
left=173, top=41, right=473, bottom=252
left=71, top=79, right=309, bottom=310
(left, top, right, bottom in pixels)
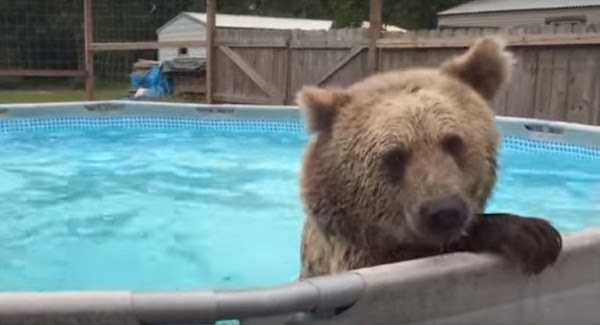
left=297, top=37, right=513, bottom=250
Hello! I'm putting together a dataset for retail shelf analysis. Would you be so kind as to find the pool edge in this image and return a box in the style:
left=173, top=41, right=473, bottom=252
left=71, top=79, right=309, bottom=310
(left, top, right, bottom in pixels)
left=0, top=229, right=599, bottom=324
left=0, top=100, right=599, bottom=146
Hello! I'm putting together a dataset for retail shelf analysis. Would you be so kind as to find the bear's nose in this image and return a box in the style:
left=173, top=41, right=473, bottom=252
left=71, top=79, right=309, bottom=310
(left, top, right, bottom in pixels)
left=420, top=195, right=469, bottom=231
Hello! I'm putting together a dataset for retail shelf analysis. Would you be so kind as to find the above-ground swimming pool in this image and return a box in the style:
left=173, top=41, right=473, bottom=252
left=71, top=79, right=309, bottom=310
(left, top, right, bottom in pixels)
left=0, top=101, right=599, bottom=325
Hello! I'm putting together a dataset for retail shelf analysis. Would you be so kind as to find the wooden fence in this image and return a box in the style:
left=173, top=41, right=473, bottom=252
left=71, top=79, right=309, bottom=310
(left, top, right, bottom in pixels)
left=214, top=23, right=600, bottom=126
left=214, top=28, right=368, bottom=105
left=378, top=24, right=600, bottom=125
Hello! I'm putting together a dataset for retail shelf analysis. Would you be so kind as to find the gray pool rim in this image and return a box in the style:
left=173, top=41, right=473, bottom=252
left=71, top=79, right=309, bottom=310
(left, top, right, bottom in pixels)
left=0, top=100, right=599, bottom=324
left=1, top=100, right=600, bottom=149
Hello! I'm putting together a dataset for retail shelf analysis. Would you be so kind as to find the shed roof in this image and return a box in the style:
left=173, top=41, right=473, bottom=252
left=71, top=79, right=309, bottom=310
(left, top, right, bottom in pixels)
left=439, top=0, right=600, bottom=16
left=157, top=12, right=333, bottom=33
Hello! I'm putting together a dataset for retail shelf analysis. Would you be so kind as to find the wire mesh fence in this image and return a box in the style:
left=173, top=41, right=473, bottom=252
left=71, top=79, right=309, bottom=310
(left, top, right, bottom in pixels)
left=0, top=0, right=206, bottom=103
left=0, top=1, right=83, bottom=102
left=0, top=1, right=84, bottom=71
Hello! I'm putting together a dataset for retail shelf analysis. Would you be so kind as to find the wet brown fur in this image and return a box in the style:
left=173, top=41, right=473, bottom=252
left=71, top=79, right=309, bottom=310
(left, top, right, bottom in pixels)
left=297, top=37, right=561, bottom=278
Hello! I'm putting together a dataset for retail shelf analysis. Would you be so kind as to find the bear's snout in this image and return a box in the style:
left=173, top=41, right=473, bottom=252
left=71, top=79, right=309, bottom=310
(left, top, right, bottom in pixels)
left=420, top=195, right=469, bottom=232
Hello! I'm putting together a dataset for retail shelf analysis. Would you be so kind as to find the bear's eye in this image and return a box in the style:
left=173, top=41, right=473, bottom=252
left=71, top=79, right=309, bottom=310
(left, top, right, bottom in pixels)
left=441, top=134, right=465, bottom=162
left=382, top=148, right=410, bottom=182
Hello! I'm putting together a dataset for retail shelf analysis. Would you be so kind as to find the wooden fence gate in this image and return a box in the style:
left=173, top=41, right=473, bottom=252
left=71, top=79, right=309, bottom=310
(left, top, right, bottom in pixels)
left=213, top=28, right=369, bottom=105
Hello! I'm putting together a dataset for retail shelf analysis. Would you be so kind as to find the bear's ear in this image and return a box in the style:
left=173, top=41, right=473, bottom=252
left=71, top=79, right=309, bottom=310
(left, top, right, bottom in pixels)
left=441, top=37, right=514, bottom=101
left=296, top=86, right=350, bottom=134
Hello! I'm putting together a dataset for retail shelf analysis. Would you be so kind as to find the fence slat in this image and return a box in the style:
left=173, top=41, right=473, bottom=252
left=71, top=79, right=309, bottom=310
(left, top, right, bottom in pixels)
left=565, top=48, right=597, bottom=124
left=533, top=49, right=555, bottom=120
left=548, top=49, right=570, bottom=121
left=505, top=48, right=538, bottom=117
left=92, top=41, right=207, bottom=51
left=377, top=33, right=600, bottom=48
left=368, top=0, right=382, bottom=73
left=205, top=0, right=216, bottom=104
left=0, top=69, right=86, bottom=77
left=317, top=46, right=367, bottom=86
left=84, top=0, right=95, bottom=101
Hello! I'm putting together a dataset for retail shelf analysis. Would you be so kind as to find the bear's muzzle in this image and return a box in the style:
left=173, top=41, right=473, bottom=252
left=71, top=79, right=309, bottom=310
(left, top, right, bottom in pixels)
left=420, top=194, right=469, bottom=233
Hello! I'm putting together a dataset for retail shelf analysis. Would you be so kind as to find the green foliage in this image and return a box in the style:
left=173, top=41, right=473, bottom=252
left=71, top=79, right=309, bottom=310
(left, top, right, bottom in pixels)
left=216, top=0, right=471, bottom=29
left=0, top=0, right=83, bottom=69
left=217, top=0, right=329, bottom=20
left=382, top=0, right=471, bottom=29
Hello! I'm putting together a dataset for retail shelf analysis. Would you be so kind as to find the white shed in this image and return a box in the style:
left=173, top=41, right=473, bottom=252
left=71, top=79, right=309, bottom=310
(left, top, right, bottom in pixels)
left=156, top=12, right=334, bottom=62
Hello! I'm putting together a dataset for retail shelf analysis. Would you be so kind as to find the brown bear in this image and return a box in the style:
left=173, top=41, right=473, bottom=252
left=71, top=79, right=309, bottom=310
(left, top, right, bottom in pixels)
left=296, top=37, right=562, bottom=278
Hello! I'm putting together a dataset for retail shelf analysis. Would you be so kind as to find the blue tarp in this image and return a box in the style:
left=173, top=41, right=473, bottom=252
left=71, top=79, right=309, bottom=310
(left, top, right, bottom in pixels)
left=130, top=65, right=171, bottom=98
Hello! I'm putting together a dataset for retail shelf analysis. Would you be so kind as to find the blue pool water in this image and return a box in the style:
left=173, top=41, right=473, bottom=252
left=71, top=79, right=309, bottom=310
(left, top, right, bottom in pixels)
left=0, top=119, right=599, bottom=292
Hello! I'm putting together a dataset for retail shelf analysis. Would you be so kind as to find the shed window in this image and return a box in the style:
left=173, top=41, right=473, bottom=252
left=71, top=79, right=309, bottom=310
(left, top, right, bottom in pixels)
left=178, top=48, right=189, bottom=56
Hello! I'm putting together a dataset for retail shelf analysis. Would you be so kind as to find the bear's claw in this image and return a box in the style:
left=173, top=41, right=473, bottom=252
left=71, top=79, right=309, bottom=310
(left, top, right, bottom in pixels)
left=465, top=214, right=563, bottom=275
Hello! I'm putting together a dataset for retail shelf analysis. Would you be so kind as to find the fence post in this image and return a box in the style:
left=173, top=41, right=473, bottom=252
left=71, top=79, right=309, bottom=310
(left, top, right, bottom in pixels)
left=206, top=0, right=216, bottom=103
left=84, top=0, right=95, bottom=101
left=283, top=31, right=292, bottom=105
left=368, top=0, right=382, bottom=74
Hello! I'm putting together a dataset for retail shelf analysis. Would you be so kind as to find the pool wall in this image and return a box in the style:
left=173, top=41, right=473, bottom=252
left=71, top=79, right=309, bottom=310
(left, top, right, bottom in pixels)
left=246, top=229, right=600, bottom=325
left=0, top=101, right=599, bottom=324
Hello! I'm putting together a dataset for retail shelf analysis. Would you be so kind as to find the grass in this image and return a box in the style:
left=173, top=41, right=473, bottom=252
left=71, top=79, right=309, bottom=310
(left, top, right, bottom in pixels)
left=0, top=87, right=130, bottom=104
